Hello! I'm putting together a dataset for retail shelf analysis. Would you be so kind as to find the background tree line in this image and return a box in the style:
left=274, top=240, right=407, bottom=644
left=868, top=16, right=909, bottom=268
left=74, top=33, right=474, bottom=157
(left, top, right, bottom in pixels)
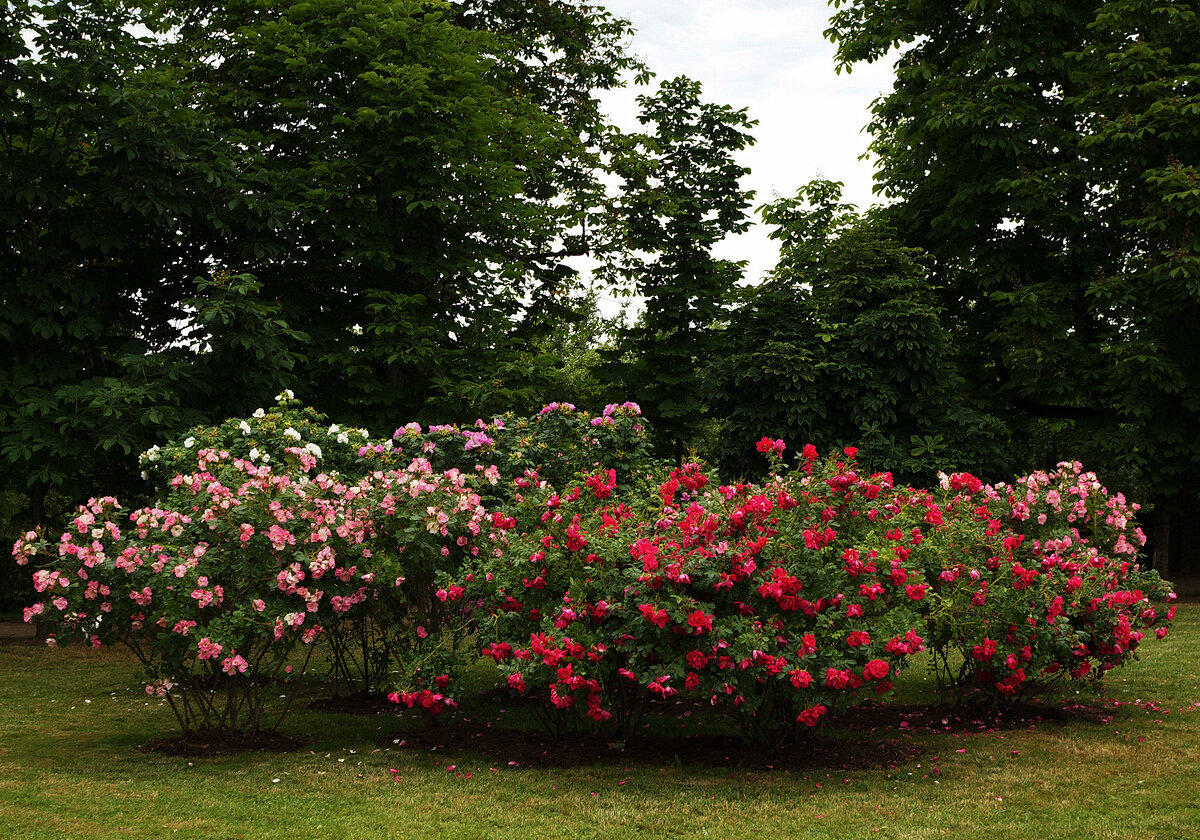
left=3, top=0, right=1198, bottom=611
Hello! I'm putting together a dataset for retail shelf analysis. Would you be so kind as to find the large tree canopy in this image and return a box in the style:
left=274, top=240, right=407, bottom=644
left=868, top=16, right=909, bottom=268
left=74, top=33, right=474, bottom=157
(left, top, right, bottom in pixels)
left=160, top=0, right=641, bottom=426
left=0, top=0, right=257, bottom=517
left=601, top=75, right=756, bottom=460
left=1, top=0, right=640, bottom=522
left=708, top=181, right=1008, bottom=483
left=826, top=1, right=1200, bottom=493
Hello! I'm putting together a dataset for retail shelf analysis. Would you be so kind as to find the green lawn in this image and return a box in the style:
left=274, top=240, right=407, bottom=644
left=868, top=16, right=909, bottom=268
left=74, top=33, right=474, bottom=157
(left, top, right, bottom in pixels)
left=2, top=606, right=1198, bottom=839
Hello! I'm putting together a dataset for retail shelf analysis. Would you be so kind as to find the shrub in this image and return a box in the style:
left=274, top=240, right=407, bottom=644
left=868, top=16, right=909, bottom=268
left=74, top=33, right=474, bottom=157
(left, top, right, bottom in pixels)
left=358, top=401, right=659, bottom=504
left=464, top=444, right=933, bottom=746
left=140, top=391, right=374, bottom=490
left=16, top=414, right=493, bottom=735
left=916, top=463, right=1175, bottom=702
left=15, top=465, right=376, bottom=736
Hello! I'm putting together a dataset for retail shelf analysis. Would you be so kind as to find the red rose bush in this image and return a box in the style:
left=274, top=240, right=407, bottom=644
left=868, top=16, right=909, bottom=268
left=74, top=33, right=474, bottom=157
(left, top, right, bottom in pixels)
left=464, top=446, right=933, bottom=746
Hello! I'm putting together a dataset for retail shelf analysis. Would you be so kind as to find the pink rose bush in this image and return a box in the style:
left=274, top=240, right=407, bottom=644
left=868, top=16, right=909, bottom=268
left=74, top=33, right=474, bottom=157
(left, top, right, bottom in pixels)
left=15, top=465, right=377, bottom=735
left=359, top=400, right=653, bottom=502
left=913, top=462, right=1174, bottom=701
left=15, top=399, right=493, bottom=736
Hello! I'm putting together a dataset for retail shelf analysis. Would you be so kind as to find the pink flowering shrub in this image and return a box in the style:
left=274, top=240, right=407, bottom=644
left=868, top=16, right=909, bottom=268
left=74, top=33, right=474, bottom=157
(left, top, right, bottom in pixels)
left=136, top=393, right=494, bottom=707
left=14, top=459, right=377, bottom=736
left=360, top=401, right=656, bottom=501
left=16, top=423, right=494, bottom=736
left=915, top=462, right=1174, bottom=702
left=464, top=445, right=933, bottom=746
left=338, top=458, right=494, bottom=709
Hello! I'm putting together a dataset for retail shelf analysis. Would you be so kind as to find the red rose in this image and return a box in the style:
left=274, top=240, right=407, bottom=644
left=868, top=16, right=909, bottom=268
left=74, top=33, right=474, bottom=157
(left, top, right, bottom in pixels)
left=846, top=630, right=871, bottom=647
left=789, top=668, right=813, bottom=688
left=687, top=610, right=714, bottom=634
left=797, top=704, right=827, bottom=727
left=863, top=659, right=890, bottom=681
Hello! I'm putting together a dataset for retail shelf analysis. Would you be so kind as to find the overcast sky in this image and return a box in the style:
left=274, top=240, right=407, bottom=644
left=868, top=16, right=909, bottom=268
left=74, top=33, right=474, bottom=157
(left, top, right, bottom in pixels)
left=586, top=0, right=897, bottom=288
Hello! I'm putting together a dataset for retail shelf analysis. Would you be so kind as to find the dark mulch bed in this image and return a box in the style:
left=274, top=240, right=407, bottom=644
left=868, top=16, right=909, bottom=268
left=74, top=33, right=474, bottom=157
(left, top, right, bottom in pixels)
left=141, top=732, right=309, bottom=757
left=827, top=699, right=1114, bottom=735
left=375, top=697, right=1114, bottom=772
left=380, top=719, right=923, bottom=772
left=307, top=693, right=395, bottom=715
left=135, top=688, right=1117, bottom=765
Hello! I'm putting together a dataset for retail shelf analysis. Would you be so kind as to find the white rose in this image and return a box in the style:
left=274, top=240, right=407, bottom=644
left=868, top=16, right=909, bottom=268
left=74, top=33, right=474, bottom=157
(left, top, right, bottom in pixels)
left=283, top=427, right=302, bottom=440
left=253, top=408, right=265, bottom=418
left=249, top=448, right=261, bottom=461
left=184, top=436, right=196, bottom=449
left=239, top=421, right=252, bottom=434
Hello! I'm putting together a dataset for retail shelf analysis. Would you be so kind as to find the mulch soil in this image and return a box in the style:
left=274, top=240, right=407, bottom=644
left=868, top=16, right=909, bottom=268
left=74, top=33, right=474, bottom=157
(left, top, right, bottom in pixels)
left=140, top=732, right=310, bottom=757
left=369, top=698, right=1107, bottom=773
left=134, top=695, right=1106, bottom=766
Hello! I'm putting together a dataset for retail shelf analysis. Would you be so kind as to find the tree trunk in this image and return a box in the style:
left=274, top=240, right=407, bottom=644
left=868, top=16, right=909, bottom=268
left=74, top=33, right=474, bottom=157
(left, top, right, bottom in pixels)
left=1150, top=490, right=1200, bottom=581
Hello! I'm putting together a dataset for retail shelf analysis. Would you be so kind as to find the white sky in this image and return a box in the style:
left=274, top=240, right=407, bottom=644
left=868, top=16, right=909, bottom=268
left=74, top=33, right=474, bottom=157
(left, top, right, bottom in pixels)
left=585, top=0, right=897, bottom=289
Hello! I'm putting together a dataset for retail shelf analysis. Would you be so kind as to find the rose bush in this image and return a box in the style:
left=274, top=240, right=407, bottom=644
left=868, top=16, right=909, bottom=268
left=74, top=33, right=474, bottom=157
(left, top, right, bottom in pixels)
left=463, top=445, right=933, bottom=746
left=358, top=401, right=659, bottom=505
left=915, top=463, right=1175, bottom=702
left=16, top=398, right=495, bottom=735
left=15, top=454, right=378, bottom=735
left=140, top=391, right=376, bottom=490
left=16, top=389, right=1177, bottom=743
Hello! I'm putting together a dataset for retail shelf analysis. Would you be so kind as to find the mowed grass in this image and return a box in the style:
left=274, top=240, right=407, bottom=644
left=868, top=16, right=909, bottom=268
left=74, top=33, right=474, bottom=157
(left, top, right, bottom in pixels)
left=2, top=607, right=1198, bottom=840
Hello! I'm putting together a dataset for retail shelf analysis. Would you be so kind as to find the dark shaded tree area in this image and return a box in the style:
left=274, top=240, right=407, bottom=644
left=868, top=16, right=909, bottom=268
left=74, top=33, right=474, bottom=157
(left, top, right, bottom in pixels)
left=1, top=0, right=641, bottom=529
left=826, top=0, right=1200, bottom=574
left=708, top=181, right=1009, bottom=484
left=4, top=0, right=1198, bottom=605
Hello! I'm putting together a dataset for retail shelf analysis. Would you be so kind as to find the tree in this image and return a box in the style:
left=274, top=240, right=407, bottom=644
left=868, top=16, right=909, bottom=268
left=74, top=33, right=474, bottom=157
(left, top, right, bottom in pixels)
left=826, top=0, right=1200, bottom=572
left=708, top=181, right=1008, bottom=483
left=0, top=0, right=259, bottom=522
left=1, top=0, right=642, bottom=531
left=161, top=0, right=642, bottom=428
left=529, top=283, right=628, bottom=410
left=601, top=76, right=756, bottom=461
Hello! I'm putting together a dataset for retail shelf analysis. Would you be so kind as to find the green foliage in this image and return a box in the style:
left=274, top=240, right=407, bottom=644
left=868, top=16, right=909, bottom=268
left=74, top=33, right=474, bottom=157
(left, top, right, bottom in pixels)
left=1, top=0, right=643, bottom=515
left=0, top=0, right=245, bottom=509
left=825, top=0, right=1200, bottom=505
left=708, top=181, right=1008, bottom=484
left=530, top=284, right=629, bottom=410
left=601, top=76, right=756, bottom=460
